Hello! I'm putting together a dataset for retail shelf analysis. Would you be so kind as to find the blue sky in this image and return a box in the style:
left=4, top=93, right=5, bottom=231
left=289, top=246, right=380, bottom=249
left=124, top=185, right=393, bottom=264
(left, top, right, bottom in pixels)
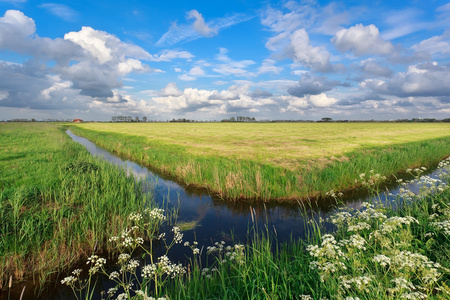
left=0, top=0, right=449, bottom=121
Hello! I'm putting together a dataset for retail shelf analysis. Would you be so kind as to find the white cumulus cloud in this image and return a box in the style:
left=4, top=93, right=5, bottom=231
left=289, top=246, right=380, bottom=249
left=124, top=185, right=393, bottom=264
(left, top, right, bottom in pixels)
left=308, top=93, right=337, bottom=107
left=332, top=24, right=394, bottom=56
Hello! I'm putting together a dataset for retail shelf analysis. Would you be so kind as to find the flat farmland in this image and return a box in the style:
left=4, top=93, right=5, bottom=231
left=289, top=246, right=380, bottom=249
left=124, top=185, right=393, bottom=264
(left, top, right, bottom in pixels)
left=70, top=122, right=450, bottom=201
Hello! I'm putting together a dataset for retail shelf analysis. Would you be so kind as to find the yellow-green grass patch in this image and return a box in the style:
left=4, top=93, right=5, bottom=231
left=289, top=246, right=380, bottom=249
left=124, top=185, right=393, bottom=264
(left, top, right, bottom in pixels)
left=72, top=122, right=450, bottom=170
left=70, top=122, right=450, bottom=201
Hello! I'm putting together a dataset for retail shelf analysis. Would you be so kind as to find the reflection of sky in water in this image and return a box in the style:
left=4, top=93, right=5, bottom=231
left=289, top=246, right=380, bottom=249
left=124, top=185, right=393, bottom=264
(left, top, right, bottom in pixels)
left=67, top=130, right=448, bottom=245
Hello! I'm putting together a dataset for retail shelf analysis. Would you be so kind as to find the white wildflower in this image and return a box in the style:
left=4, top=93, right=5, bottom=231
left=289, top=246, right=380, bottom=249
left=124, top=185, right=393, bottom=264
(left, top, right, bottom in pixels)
left=128, top=212, right=142, bottom=221
left=117, top=293, right=127, bottom=300
left=347, top=222, right=371, bottom=232
left=142, top=264, right=157, bottom=278
left=118, top=253, right=131, bottom=263
left=61, top=276, right=77, bottom=286
left=373, top=255, right=391, bottom=267
left=109, top=271, right=120, bottom=279
left=126, top=259, right=140, bottom=271
left=172, top=226, right=183, bottom=244
left=72, top=269, right=82, bottom=276
left=107, top=287, right=118, bottom=297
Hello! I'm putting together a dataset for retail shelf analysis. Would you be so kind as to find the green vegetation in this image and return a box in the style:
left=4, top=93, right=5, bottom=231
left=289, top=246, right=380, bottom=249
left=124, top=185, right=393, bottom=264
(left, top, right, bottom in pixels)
left=70, top=123, right=450, bottom=201
left=62, top=158, right=450, bottom=299
left=168, top=174, right=450, bottom=300
left=0, top=123, right=151, bottom=290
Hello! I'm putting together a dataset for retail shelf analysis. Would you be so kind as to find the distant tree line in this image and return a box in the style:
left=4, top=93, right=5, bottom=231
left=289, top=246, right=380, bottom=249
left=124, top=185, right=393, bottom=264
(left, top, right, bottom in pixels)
left=221, top=116, right=256, bottom=122
left=4, top=117, right=450, bottom=123
left=170, top=118, right=193, bottom=122
left=111, top=116, right=147, bottom=122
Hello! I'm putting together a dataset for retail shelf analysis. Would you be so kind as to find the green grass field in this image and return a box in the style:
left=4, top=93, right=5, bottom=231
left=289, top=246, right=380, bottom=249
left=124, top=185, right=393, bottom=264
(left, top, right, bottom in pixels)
left=2, top=122, right=449, bottom=298
left=70, top=122, right=450, bottom=201
left=0, top=123, right=152, bottom=290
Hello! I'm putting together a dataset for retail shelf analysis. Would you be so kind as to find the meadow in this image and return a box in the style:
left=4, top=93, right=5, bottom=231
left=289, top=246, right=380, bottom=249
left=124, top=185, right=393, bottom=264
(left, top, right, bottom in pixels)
left=2, top=122, right=450, bottom=299
left=0, top=123, right=153, bottom=292
left=70, top=122, right=450, bottom=201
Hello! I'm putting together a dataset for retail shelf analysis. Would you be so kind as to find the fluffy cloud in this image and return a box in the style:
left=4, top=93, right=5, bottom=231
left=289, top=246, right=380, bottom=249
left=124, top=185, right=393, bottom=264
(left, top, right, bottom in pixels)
left=282, top=95, right=308, bottom=112
left=288, top=29, right=332, bottom=72
left=261, top=5, right=333, bottom=73
left=261, top=2, right=353, bottom=72
left=332, top=24, right=394, bottom=56
left=0, top=10, right=35, bottom=41
left=208, top=85, right=248, bottom=100
left=284, top=93, right=337, bottom=110
left=308, top=93, right=338, bottom=107
left=64, top=26, right=151, bottom=63
left=60, top=26, right=155, bottom=97
left=0, top=10, right=57, bottom=56
left=147, top=84, right=278, bottom=117
left=0, top=10, right=158, bottom=112
left=152, top=87, right=216, bottom=112
left=360, top=62, right=450, bottom=98
left=160, top=82, right=183, bottom=97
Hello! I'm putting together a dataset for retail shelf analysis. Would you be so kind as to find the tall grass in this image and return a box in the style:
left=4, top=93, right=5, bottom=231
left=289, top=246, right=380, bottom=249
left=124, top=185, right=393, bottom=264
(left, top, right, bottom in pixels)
left=0, top=123, right=152, bottom=292
left=69, top=124, right=450, bottom=202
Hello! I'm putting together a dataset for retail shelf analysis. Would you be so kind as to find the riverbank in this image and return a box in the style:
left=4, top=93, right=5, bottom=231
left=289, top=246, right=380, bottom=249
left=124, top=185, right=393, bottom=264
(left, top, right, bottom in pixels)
left=62, top=156, right=450, bottom=299
left=69, top=123, right=450, bottom=202
left=0, top=123, right=152, bottom=293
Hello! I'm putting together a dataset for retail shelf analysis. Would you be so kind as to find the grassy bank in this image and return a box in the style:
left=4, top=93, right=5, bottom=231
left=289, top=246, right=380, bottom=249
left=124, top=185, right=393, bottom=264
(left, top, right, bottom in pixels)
left=0, top=123, right=152, bottom=291
left=166, top=176, right=450, bottom=300
left=62, top=157, right=450, bottom=299
left=69, top=123, right=450, bottom=201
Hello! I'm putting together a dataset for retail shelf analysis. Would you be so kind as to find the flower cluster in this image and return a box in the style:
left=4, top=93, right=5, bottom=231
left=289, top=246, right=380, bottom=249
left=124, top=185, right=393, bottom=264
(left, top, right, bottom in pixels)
left=172, top=226, right=183, bottom=244
left=339, top=275, right=372, bottom=292
left=144, top=208, right=166, bottom=222
left=86, top=255, right=106, bottom=275
left=307, top=234, right=347, bottom=282
left=428, top=201, right=450, bottom=236
left=142, top=255, right=186, bottom=279
left=128, top=212, right=143, bottom=222
left=310, top=216, right=445, bottom=298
